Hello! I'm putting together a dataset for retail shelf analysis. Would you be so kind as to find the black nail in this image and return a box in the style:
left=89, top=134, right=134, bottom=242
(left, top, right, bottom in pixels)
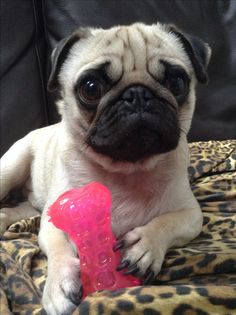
left=113, top=240, right=125, bottom=252
left=124, top=265, right=140, bottom=276
left=143, top=271, right=155, bottom=285
left=62, top=285, right=83, bottom=305
left=116, top=260, right=130, bottom=271
left=79, top=286, right=83, bottom=300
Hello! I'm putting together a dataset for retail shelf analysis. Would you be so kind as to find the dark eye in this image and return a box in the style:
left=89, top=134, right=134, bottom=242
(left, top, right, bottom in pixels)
left=77, top=78, right=103, bottom=108
left=165, top=76, right=186, bottom=97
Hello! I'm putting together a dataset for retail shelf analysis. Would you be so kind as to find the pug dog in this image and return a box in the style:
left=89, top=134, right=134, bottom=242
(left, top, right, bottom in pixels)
left=0, top=22, right=211, bottom=315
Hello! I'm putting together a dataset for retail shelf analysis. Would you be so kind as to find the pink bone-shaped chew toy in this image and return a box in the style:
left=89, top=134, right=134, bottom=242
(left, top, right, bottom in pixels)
left=47, top=182, right=141, bottom=299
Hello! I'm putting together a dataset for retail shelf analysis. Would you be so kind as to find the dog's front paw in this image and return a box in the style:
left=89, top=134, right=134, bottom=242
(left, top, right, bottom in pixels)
left=43, top=256, right=82, bottom=315
left=114, top=225, right=165, bottom=284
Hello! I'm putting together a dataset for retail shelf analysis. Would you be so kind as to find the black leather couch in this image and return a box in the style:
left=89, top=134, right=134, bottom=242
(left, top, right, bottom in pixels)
left=1, top=0, right=236, bottom=156
left=1, top=2, right=236, bottom=314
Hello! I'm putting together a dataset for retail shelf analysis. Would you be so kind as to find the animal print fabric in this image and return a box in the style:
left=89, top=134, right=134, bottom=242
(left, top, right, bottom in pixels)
left=0, top=140, right=235, bottom=315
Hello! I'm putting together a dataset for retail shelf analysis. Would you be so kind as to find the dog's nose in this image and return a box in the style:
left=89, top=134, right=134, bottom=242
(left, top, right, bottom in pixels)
left=121, top=85, right=154, bottom=104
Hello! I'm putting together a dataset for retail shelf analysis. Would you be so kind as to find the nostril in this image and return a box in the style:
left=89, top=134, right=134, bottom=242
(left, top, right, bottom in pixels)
left=121, top=85, right=154, bottom=103
left=143, top=89, right=154, bottom=101
left=121, top=89, right=135, bottom=102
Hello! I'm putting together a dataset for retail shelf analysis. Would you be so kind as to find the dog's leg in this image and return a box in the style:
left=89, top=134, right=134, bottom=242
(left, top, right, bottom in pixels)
left=116, top=197, right=203, bottom=283
left=0, top=201, right=39, bottom=236
left=0, top=134, right=33, bottom=199
left=0, top=134, right=35, bottom=236
left=39, top=210, right=82, bottom=315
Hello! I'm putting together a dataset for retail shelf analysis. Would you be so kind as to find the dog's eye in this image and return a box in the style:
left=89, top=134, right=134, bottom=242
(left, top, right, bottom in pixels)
left=160, top=60, right=190, bottom=104
left=165, top=76, right=187, bottom=97
left=77, top=78, right=103, bottom=108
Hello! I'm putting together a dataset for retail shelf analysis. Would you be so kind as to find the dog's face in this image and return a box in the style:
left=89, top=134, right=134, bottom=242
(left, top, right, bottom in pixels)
left=48, top=23, right=211, bottom=171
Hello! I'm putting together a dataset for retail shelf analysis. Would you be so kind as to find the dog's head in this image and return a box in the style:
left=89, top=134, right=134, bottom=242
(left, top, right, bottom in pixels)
left=48, top=23, right=211, bottom=172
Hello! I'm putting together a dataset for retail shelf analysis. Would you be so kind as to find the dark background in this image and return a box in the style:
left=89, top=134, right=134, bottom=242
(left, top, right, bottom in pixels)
left=1, top=0, right=236, bottom=156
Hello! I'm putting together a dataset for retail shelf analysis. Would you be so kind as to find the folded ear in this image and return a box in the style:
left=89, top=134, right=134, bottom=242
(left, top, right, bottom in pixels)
left=168, top=25, right=211, bottom=84
left=48, top=28, right=90, bottom=91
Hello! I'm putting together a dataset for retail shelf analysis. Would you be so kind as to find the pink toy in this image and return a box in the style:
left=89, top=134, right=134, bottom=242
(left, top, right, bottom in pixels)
left=48, top=182, right=140, bottom=299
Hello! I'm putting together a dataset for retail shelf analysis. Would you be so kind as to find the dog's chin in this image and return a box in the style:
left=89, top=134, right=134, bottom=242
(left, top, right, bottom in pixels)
left=84, top=145, right=159, bottom=173
left=82, top=141, right=178, bottom=174
left=84, top=124, right=180, bottom=172
left=85, top=124, right=180, bottom=172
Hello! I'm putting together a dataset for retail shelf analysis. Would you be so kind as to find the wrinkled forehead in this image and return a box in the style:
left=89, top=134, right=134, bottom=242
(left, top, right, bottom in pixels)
left=63, top=24, right=192, bottom=84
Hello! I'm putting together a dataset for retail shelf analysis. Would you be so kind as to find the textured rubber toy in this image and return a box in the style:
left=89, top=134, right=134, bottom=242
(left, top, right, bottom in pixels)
left=48, top=182, right=140, bottom=298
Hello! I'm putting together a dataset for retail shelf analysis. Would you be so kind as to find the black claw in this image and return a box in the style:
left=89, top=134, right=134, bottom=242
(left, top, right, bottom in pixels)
left=143, top=271, right=155, bottom=285
left=116, top=260, right=130, bottom=271
left=124, top=265, right=140, bottom=276
left=70, top=287, right=83, bottom=305
left=113, top=240, right=125, bottom=252
left=60, top=285, right=83, bottom=306
left=79, top=286, right=83, bottom=300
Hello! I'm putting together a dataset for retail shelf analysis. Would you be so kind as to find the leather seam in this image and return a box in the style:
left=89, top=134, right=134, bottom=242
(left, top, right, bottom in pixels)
left=32, top=0, right=49, bottom=125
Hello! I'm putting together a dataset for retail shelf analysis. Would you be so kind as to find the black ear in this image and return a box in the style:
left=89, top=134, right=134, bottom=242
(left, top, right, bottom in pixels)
left=48, top=29, right=90, bottom=91
left=168, top=25, right=211, bottom=84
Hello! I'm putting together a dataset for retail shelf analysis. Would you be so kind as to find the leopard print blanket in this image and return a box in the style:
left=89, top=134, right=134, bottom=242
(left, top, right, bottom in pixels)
left=0, top=140, right=236, bottom=315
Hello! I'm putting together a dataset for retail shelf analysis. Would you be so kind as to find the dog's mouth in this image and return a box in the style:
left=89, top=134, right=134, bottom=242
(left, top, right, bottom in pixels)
left=87, top=116, right=178, bottom=163
left=86, top=86, right=180, bottom=163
